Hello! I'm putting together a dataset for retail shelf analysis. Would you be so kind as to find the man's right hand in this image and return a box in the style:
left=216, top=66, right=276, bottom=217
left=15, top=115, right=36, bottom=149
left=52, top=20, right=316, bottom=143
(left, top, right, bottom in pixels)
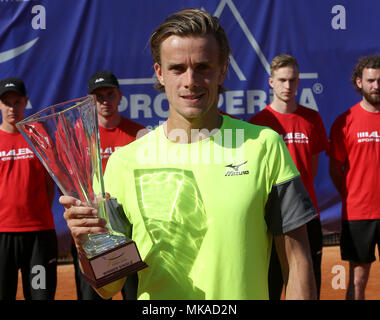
left=59, top=195, right=108, bottom=253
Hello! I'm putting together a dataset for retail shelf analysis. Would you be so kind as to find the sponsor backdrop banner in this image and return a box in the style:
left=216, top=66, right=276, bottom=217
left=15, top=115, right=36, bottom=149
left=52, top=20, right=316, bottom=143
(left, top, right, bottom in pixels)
left=1, top=0, right=378, bottom=254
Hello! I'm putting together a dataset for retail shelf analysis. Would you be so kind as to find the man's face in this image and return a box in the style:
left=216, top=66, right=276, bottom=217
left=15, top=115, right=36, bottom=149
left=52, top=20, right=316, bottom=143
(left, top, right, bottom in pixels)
left=92, top=87, right=122, bottom=118
left=0, top=91, right=28, bottom=125
left=154, top=34, right=227, bottom=121
left=356, top=68, right=380, bottom=106
left=269, top=66, right=299, bottom=103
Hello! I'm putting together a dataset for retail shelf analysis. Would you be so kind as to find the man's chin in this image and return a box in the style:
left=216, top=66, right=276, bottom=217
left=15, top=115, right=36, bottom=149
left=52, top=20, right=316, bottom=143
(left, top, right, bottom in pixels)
left=362, top=91, right=380, bottom=105
left=366, top=99, right=380, bottom=107
left=181, top=108, right=208, bottom=121
left=280, top=95, right=293, bottom=102
left=100, top=112, right=115, bottom=118
left=9, top=118, right=21, bottom=125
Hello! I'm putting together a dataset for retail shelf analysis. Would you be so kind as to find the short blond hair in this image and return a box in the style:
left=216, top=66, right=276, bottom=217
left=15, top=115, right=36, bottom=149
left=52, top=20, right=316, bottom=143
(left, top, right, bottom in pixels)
left=270, top=54, right=299, bottom=76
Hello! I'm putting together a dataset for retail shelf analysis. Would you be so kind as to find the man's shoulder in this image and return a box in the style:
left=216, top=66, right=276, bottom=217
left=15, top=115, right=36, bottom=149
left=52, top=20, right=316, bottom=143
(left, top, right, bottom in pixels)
left=111, top=125, right=158, bottom=154
left=332, top=102, right=360, bottom=127
left=223, top=115, right=282, bottom=145
left=0, top=129, right=9, bottom=141
left=224, top=114, right=266, bottom=131
left=119, top=116, right=146, bottom=131
left=297, top=104, right=321, bottom=117
left=247, top=105, right=271, bottom=124
left=295, top=105, right=328, bottom=129
left=0, top=130, right=24, bottom=146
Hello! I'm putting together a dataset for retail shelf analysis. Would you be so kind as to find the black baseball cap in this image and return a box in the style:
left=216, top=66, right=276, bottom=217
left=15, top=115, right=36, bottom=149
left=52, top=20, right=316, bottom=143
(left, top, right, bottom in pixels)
left=0, top=77, right=27, bottom=98
left=88, top=70, right=119, bottom=93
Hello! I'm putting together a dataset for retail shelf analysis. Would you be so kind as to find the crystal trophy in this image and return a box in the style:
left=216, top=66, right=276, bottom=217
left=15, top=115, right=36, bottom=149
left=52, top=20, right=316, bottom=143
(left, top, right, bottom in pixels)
left=16, top=95, right=147, bottom=288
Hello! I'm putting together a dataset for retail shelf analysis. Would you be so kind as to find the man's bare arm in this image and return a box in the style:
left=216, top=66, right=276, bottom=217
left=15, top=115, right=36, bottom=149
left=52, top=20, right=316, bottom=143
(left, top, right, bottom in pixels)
left=275, top=224, right=317, bottom=300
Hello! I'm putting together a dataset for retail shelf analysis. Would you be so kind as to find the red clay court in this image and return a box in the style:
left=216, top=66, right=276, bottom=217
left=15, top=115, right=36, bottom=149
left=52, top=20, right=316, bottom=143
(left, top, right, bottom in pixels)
left=16, top=245, right=379, bottom=300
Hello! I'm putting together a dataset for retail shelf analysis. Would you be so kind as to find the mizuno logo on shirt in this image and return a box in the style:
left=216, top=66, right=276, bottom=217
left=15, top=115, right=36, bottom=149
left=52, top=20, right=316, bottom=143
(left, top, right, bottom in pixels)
left=225, top=160, right=249, bottom=176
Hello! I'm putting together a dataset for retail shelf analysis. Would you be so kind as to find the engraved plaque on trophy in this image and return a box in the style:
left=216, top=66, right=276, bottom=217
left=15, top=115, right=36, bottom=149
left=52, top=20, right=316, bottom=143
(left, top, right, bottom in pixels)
left=16, top=95, right=147, bottom=288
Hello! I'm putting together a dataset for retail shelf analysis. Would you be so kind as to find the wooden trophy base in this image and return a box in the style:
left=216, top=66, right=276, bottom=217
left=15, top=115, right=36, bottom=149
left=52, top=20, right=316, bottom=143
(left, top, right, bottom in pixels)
left=78, top=240, right=147, bottom=288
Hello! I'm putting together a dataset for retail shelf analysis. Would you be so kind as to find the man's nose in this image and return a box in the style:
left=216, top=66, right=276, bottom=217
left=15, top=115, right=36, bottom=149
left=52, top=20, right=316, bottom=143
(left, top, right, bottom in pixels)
left=184, top=69, right=198, bottom=89
left=284, top=81, right=291, bottom=89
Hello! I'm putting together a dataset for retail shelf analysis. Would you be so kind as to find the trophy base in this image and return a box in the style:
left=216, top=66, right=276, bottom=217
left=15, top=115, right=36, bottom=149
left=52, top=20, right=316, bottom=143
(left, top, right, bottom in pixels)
left=78, top=240, right=148, bottom=288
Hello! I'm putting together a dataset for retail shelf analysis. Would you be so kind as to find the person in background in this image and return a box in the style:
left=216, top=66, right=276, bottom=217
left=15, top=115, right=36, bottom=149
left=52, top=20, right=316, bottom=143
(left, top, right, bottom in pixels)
left=328, top=55, right=380, bottom=300
left=70, top=70, right=146, bottom=300
left=0, top=77, right=57, bottom=300
left=249, top=54, right=329, bottom=299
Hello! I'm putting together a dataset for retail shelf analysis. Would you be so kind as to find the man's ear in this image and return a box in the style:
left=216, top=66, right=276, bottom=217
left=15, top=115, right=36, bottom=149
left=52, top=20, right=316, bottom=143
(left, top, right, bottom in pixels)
left=268, top=77, right=274, bottom=88
left=356, top=77, right=363, bottom=89
left=154, top=62, right=165, bottom=86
